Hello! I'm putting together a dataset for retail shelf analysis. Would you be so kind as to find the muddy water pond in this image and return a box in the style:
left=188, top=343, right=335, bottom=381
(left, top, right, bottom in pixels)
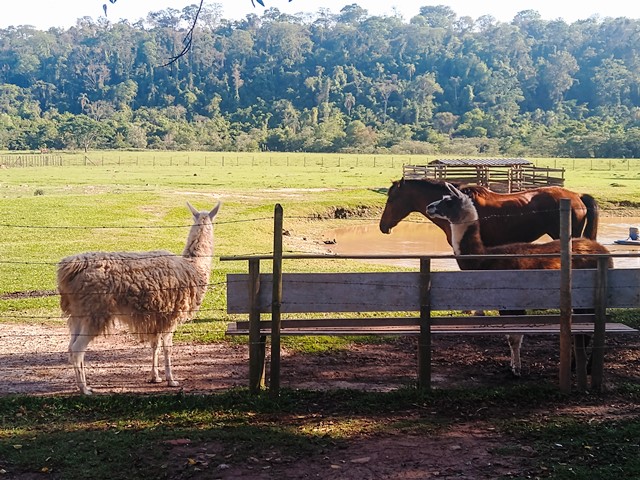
left=327, top=217, right=640, bottom=269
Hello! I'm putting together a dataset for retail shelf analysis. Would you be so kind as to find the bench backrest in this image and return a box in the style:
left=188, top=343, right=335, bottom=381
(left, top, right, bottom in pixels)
left=227, top=268, right=640, bottom=314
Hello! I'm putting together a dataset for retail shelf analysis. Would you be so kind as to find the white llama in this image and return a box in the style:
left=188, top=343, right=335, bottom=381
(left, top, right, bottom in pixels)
left=57, top=201, right=220, bottom=394
left=426, top=183, right=610, bottom=376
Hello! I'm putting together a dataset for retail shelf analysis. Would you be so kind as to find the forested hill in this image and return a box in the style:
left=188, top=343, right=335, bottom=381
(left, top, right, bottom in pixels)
left=2, top=3, right=640, bottom=157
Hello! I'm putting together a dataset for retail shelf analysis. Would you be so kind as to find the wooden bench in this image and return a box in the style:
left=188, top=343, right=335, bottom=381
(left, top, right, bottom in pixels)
left=223, top=257, right=638, bottom=393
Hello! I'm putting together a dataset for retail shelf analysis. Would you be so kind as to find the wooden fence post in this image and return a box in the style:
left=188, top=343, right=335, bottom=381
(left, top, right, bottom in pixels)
left=248, top=258, right=266, bottom=393
left=270, top=204, right=284, bottom=395
left=418, top=257, right=432, bottom=390
left=559, top=198, right=572, bottom=393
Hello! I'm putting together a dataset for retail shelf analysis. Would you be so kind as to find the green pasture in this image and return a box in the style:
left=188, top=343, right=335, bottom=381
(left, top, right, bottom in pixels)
left=0, top=151, right=406, bottom=338
left=1, top=151, right=640, bottom=332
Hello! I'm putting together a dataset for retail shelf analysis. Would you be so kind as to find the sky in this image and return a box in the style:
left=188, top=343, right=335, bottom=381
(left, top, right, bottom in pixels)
left=2, top=0, right=640, bottom=30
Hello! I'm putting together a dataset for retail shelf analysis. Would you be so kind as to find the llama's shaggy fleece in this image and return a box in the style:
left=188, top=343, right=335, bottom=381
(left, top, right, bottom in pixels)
left=57, top=201, right=220, bottom=394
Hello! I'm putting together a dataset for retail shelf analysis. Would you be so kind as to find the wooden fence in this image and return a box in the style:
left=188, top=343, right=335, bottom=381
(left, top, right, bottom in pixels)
left=222, top=202, right=639, bottom=395
left=0, top=154, right=63, bottom=168
left=403, top=164, right=566, bottom=192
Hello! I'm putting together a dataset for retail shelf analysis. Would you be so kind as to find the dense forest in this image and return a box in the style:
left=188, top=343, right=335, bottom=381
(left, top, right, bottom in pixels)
left=2, top=3, right=640, bottom=157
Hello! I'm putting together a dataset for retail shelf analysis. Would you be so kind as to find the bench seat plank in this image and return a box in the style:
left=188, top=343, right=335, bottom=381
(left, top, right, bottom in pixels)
left=226, top=320, right=636, bottom=336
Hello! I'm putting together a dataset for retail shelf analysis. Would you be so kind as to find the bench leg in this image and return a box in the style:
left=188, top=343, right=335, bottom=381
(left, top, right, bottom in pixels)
left=249, top=334, right=267, bottom=392
left=590, top=333, right=605, bottom=392
left=417, top=337, right=431, bottom=390
left=573, top=334, right=588, bottom=391
left=258, top=334, right=267, bottom=389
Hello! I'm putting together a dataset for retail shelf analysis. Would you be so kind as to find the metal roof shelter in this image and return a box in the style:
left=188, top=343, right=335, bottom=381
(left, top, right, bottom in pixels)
left=403, top=158, right=564, bottom=192
left=427, top=158, right=532, bottom=167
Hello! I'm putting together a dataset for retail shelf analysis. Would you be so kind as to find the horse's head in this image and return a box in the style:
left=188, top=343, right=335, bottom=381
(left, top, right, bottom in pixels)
left=379, top=178, right=458, bottom=234
left=379, top=179, right=409, bottom=234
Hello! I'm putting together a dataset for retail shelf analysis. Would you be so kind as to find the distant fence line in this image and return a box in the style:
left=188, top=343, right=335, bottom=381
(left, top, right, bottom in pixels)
left=1, top=153, right=402, bottom=169
left=0, top=153, right=639, bottom=170
left=0, top=154, right=63, bottom=167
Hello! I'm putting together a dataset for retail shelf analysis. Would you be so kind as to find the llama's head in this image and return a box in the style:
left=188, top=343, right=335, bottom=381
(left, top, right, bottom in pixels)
left=426, top=183, right=478, bottom=225
left=182, top=201, right=221, bottom=261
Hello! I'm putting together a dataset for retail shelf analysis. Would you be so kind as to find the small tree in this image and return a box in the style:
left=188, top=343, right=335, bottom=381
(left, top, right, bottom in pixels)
left=59, top=114, right=111, bottom=152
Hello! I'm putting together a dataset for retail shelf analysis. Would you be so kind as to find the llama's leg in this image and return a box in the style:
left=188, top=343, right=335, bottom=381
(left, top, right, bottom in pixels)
left=149, top=335, right=162, bottom=383
left=500, top=310, right=525, bottom=376
left=506, top=334, right=524, bottom=377
left=161, top=332, right=179, bottom=387
left=68, top=325, right=96, bottom=395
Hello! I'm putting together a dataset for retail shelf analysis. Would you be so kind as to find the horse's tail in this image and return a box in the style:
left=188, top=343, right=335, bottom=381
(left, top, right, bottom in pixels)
left=580, top=194, right=599, bottom=240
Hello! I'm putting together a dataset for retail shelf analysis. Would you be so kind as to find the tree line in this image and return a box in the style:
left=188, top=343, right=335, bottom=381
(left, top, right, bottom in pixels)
left=1, top=3, right=640, bottom=157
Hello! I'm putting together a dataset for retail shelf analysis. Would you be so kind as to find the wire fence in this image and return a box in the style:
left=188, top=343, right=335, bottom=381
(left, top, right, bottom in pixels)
left=2, top=152, right=640, bottom=171
left=1, top=152, right=407, bottom=169
left=2, top=209, right=640, bottom=299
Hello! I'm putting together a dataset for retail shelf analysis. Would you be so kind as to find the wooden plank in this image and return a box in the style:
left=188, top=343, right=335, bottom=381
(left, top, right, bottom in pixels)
left=606, top=268, right=640, bottom=307
left=226, top=322, right=637, bottom=336
left=228, top=269, right=638, bottom=314
left=227, top=272, right=422, bottom=313
left=229, top=314, right=602, bottom=331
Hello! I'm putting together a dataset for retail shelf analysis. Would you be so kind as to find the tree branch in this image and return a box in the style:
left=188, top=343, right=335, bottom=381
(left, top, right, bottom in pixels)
left=160, top=0, right=204, bottom=67
left=102, top=0, right=292, bottom=67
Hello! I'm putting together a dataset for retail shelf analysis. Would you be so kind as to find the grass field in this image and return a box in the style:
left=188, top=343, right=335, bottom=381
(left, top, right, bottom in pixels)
left=0, top=151, right=411, bottom=338
left=1, top=151, right=640, bottom=479
left=1, top=151, right=639, bottom=345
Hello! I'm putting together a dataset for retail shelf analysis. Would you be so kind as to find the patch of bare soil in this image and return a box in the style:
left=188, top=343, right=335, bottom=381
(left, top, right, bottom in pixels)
left=164, top=424, right=526, bottom=480
left=1, top=323, right=639, bottom=478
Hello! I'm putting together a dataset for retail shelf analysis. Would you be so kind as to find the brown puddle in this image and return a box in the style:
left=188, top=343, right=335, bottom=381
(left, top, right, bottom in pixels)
left=327, top=217, right=640, bottom=269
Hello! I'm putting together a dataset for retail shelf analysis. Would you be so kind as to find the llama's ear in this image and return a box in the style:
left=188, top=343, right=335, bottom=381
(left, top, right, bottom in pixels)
left=187, top=202, right=199, bottom=217
left=208, top=201, right=221, bottom=219
left=446, top=183, right=464, bottom=199
left=445, top=182, right=457, bottom=196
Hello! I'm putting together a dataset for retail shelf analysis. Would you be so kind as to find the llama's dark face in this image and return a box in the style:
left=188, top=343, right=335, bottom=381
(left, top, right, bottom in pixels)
left=426, top=183, right=477, bottom=225
left=426, top=195, right=465, bottom=223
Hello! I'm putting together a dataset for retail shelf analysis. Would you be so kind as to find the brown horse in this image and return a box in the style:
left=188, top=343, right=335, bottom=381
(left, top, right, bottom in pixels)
left=379, top=178, right=599, bottom=248
left=426, top=183, right=612, bottom=376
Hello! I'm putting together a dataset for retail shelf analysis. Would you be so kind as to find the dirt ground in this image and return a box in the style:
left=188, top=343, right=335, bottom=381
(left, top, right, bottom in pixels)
left=1, top=322, right=639, bottom=479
